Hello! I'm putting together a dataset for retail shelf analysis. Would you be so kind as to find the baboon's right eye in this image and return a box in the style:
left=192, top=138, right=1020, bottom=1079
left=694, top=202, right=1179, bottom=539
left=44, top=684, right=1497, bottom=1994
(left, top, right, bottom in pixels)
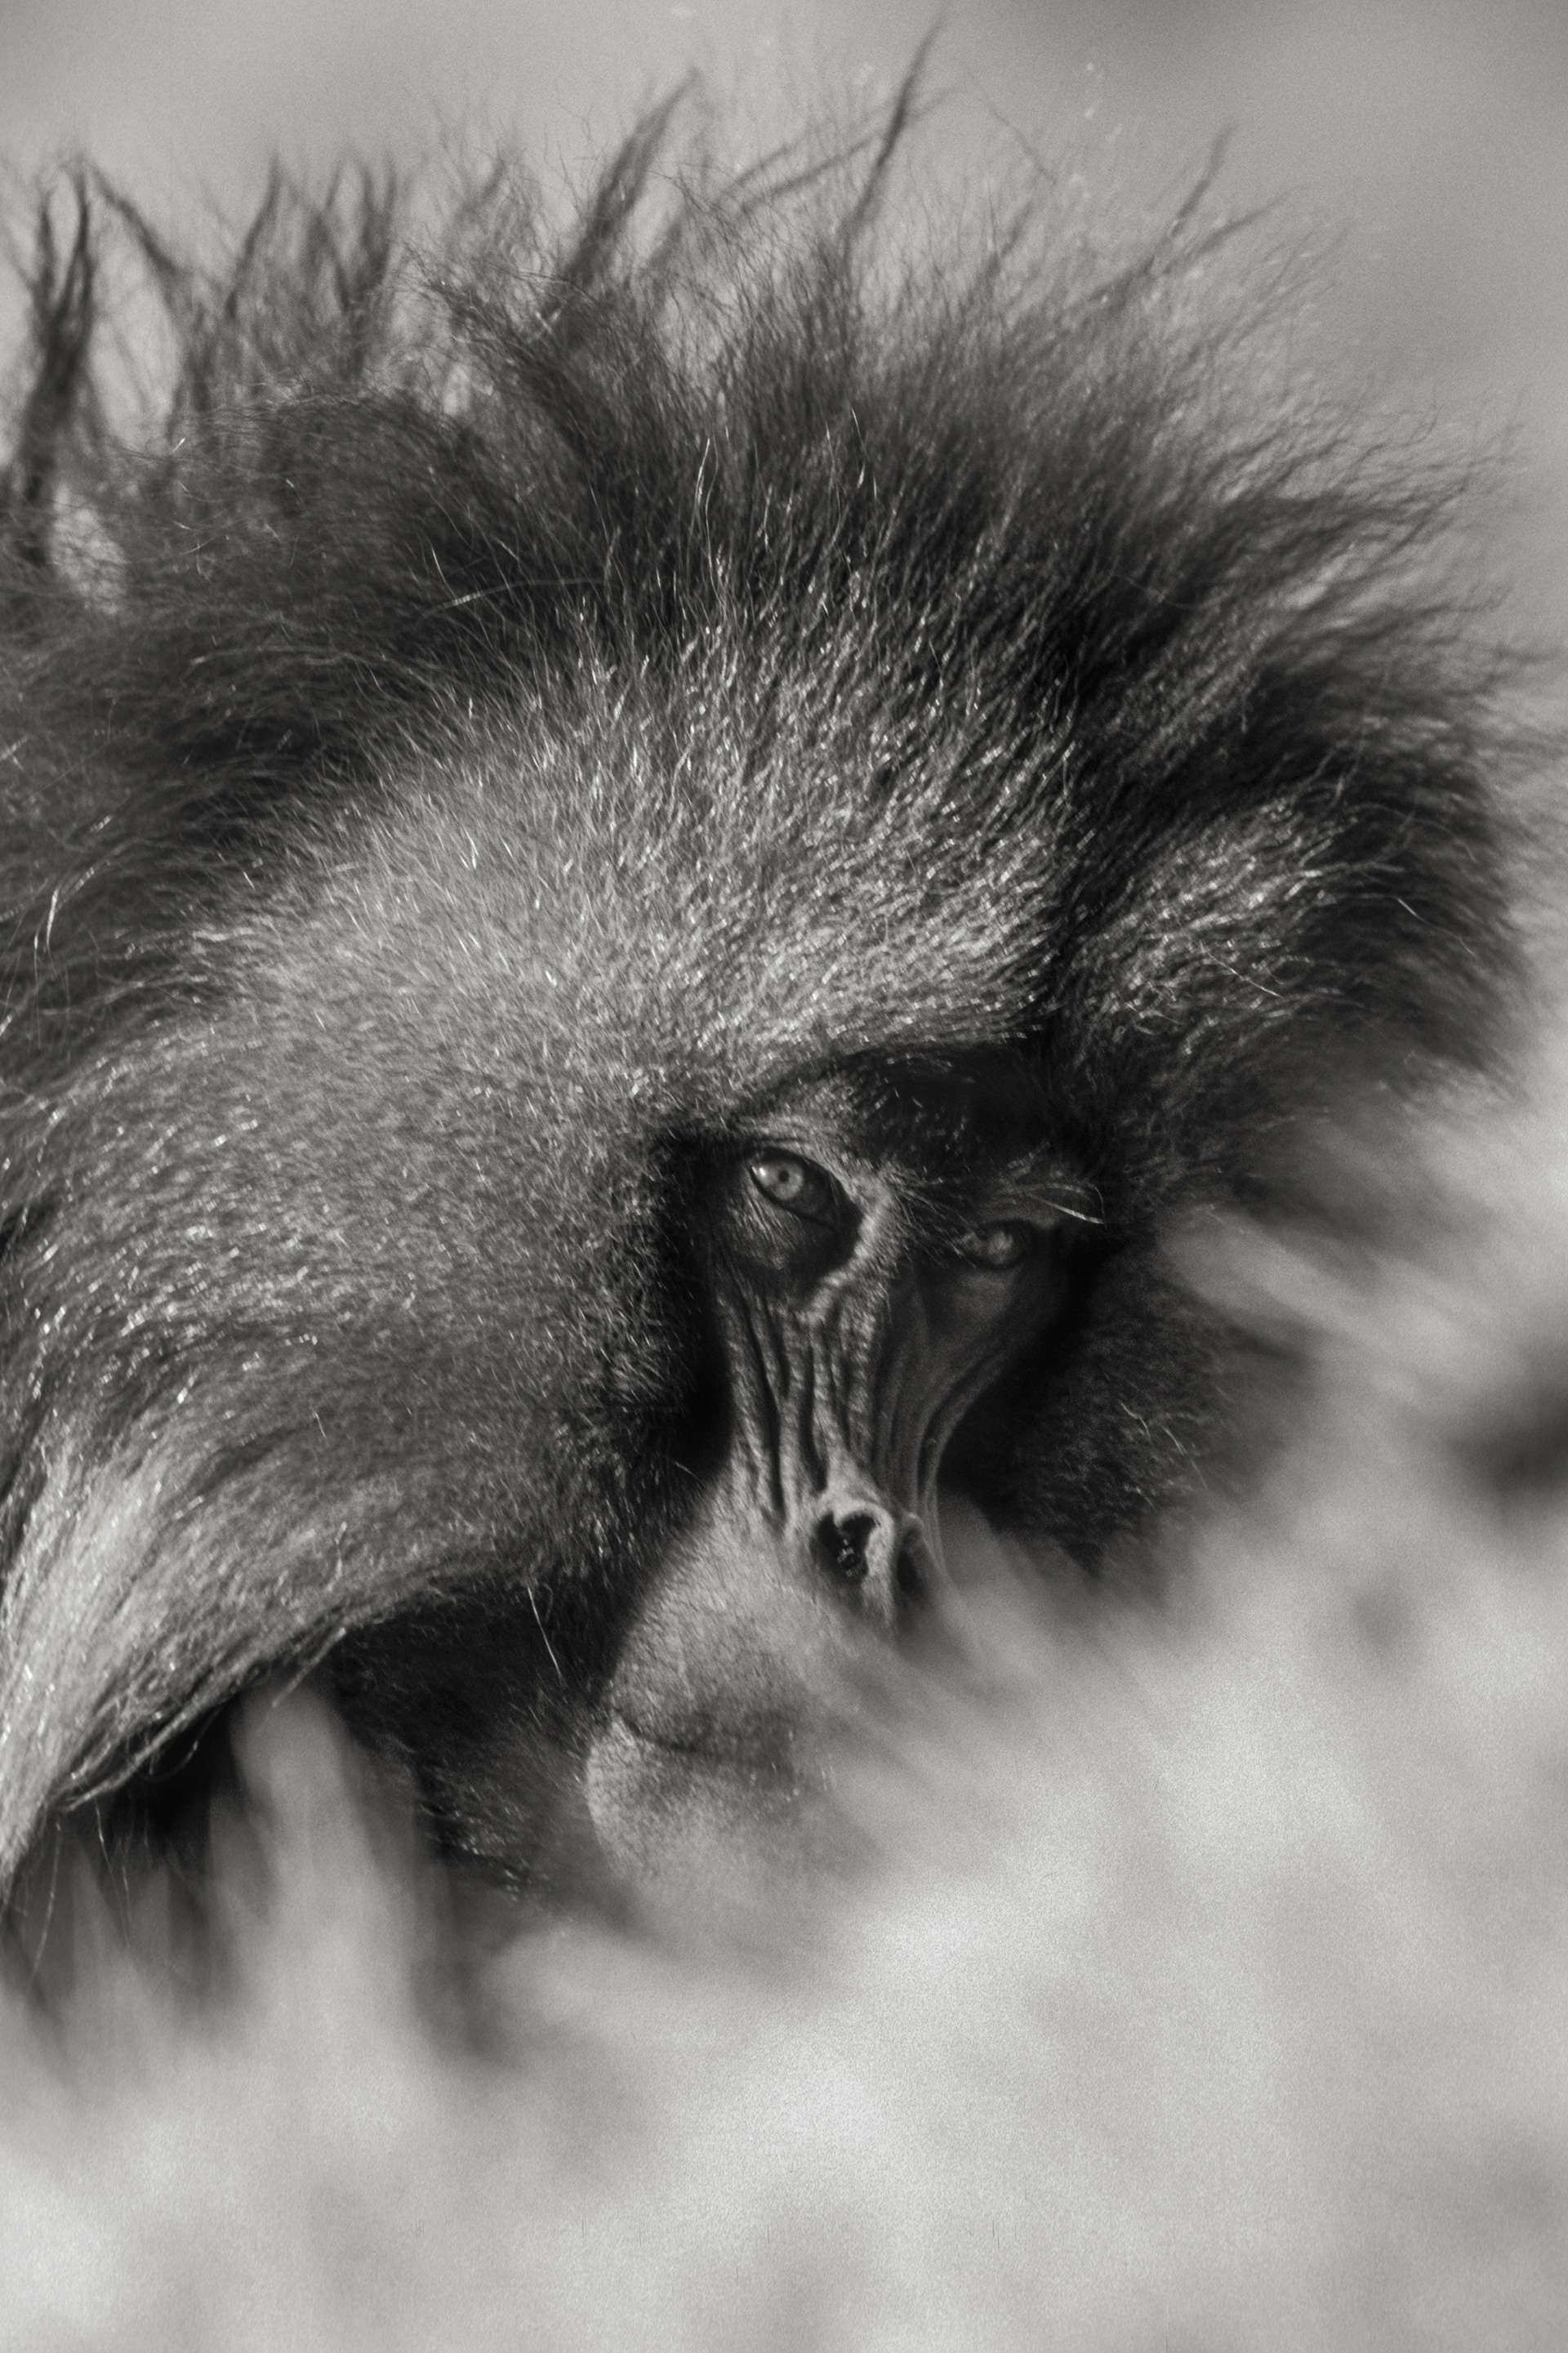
left=746, top=1151, right=836, bottom=1224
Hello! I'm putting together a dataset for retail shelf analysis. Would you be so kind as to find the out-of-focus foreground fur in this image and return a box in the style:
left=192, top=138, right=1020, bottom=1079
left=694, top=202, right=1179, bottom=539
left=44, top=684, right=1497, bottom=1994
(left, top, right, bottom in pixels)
left=7, top=1068, right=1568, bottom=2351
left=1, top=96, right=1563, bottom=2347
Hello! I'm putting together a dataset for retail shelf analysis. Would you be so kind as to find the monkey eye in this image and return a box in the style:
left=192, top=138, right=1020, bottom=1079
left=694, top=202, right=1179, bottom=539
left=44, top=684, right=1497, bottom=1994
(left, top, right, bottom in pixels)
left=746, top=1150, right=837, bottom=1223
left=951, top=1220, right=1033, bottom=1272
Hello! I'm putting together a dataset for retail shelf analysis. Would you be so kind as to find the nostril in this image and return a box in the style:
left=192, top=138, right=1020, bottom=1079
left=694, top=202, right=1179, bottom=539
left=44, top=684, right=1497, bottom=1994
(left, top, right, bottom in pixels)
left=816, top=1510, right=875, bottom=1584
left=894, top=1539, right=926, bottom=1605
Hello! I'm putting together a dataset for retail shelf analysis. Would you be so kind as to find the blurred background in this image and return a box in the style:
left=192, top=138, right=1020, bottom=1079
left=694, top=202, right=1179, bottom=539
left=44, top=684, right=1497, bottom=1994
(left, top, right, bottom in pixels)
left=2, top=0, right=1566, bottom=649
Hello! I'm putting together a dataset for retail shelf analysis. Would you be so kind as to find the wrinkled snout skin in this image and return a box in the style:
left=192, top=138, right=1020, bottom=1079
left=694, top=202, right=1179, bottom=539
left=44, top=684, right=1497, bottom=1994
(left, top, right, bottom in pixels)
left=586, top=1352, right=947, bottom=1889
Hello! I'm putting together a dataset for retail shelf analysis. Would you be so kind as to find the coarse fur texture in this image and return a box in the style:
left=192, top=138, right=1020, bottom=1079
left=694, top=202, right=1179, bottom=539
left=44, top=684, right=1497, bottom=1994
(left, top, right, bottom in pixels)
left=0, top=93, right=1523, bottom=1909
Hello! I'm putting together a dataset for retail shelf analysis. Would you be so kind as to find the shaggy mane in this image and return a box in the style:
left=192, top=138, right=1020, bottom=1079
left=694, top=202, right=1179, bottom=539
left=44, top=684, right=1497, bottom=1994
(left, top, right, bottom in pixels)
left=0, top=91, right=1524, bottom=1884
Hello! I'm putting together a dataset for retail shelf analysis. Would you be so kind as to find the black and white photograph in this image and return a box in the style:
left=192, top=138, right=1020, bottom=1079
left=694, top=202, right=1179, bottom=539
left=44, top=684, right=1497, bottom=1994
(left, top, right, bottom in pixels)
left=1, top=3, right=1566, bottom=2345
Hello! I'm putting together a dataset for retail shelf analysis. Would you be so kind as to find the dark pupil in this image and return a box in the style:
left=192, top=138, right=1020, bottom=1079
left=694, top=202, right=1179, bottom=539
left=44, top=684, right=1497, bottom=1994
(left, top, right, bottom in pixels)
left=754, top=1155, right=808, bottom=1205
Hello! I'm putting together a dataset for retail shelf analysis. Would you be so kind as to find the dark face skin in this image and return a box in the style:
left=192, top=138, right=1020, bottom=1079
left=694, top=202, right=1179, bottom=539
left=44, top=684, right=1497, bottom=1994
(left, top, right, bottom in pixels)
left=581, top=1064, right=1087, bottom=1892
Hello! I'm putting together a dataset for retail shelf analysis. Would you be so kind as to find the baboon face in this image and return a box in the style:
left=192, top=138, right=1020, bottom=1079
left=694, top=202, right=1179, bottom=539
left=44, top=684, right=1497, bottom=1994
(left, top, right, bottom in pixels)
left=363, top=1060, right=1089, bottom=1897
left=587, top=1064, right=1088, bottom=1885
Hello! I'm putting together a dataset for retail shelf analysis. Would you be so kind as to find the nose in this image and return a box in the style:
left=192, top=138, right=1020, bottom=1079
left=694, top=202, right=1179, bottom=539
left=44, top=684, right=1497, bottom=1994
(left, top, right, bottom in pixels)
left=812, top=1498, right=933, bottom=1624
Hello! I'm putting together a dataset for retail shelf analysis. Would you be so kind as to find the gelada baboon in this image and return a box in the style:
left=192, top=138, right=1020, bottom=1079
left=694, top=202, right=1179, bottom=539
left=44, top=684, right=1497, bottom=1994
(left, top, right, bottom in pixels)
left=0, top=96, right=1513, bottom=1910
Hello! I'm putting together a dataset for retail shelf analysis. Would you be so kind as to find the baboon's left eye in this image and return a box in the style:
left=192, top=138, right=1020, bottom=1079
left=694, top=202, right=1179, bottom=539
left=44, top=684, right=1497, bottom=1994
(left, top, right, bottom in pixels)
left=747, top=1152, right=835, bottom=1223
left=952, top=1221, right=1032, bottom=1272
